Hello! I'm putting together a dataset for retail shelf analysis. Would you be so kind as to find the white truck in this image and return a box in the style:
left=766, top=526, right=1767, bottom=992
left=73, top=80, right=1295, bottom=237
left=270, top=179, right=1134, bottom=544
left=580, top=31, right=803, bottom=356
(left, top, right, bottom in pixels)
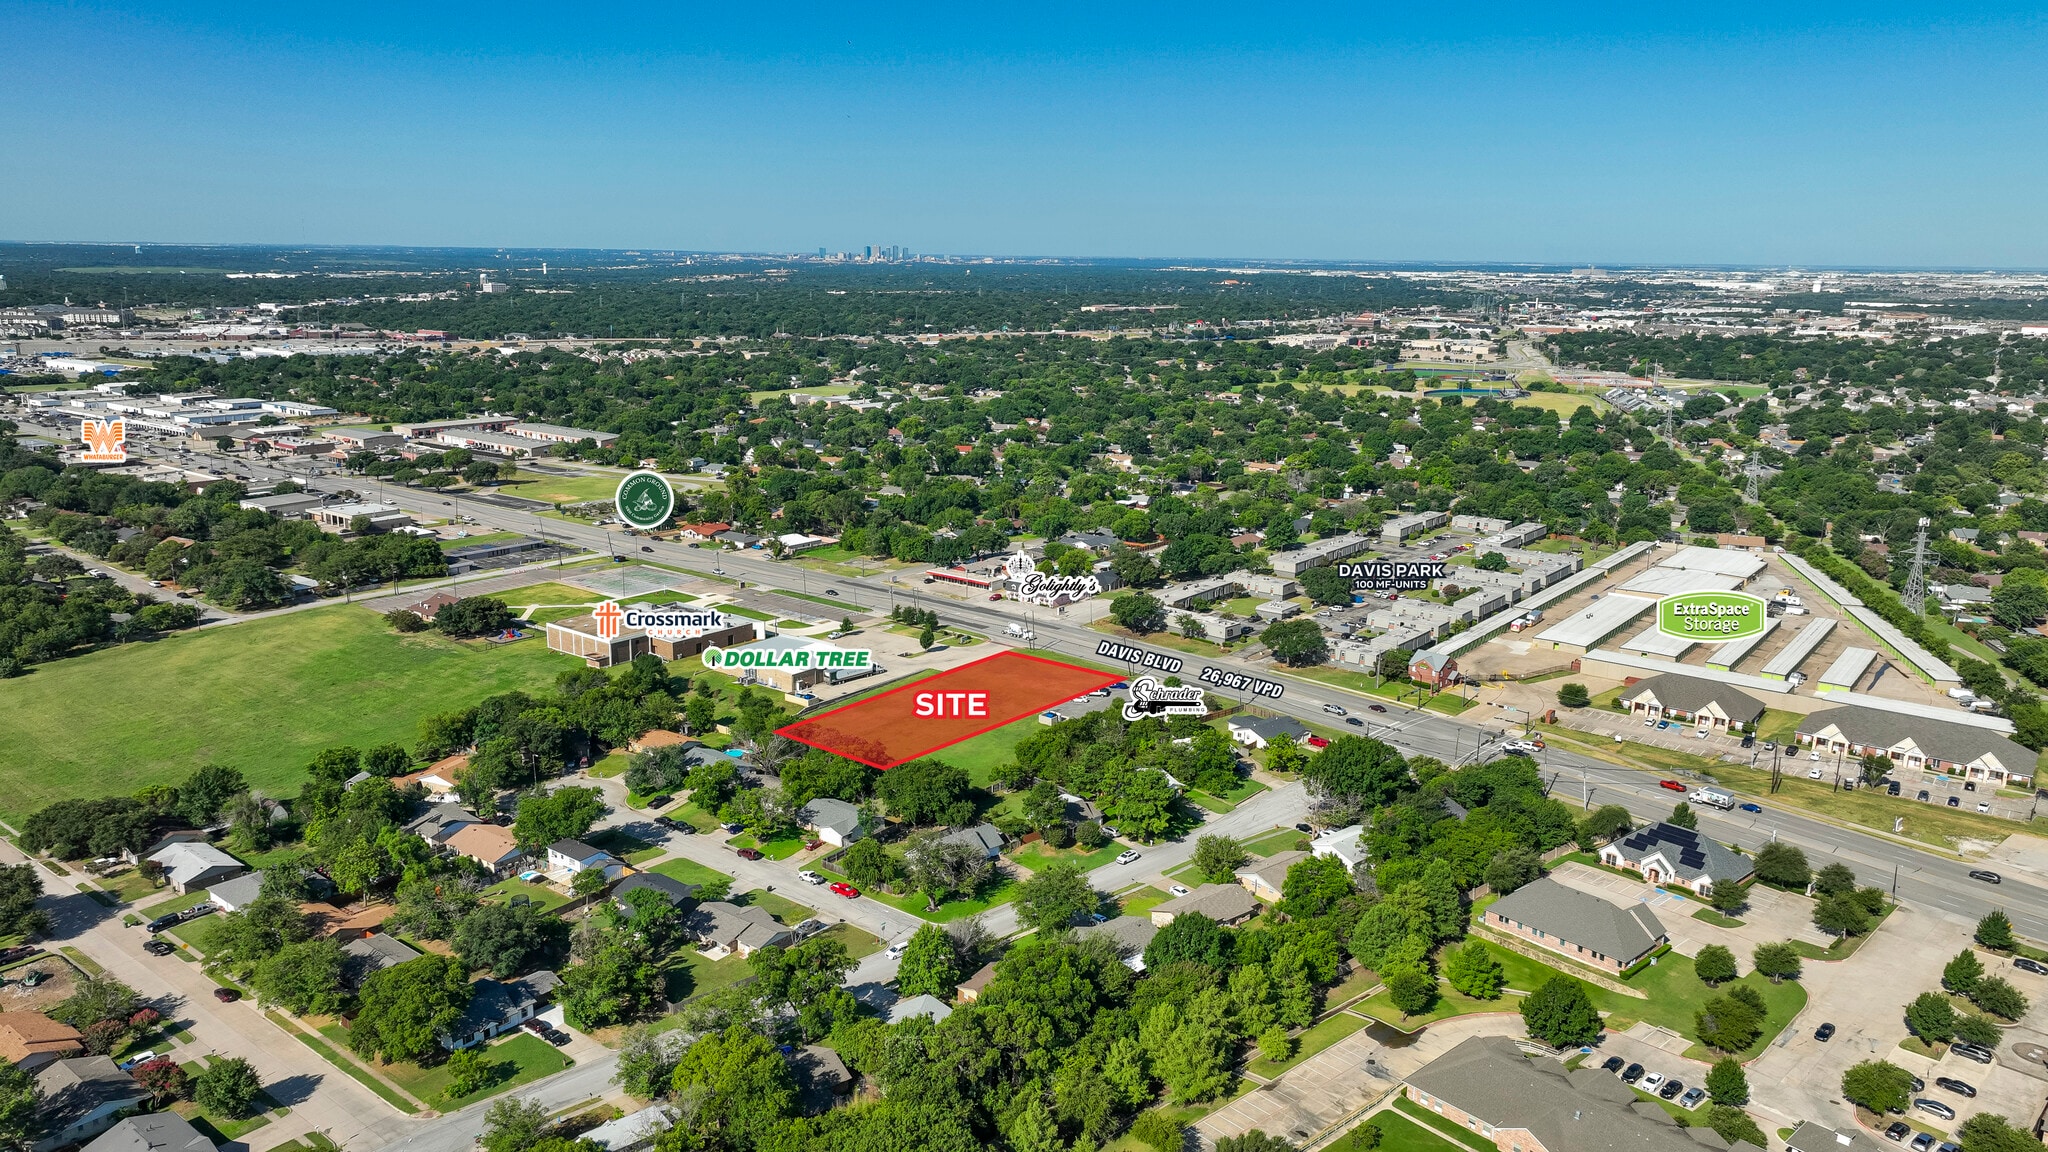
left=1689, top=786, right=1737, bottom=810
left=1005, top=623, right=1036, bottom=640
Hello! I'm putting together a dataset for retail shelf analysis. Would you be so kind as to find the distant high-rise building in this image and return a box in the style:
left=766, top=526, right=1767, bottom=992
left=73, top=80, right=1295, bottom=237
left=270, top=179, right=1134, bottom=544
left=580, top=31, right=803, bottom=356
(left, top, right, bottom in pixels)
left=817, top=247, right=827, bottom=258
left=863, top=246, right=874, bottom=260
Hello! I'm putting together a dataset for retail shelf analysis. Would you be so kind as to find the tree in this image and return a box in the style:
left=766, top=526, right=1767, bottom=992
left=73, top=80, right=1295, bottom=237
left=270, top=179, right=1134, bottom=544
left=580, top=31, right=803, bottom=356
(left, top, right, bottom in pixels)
left=1696, top=991, right=1764, bottom=1053
left=1814, top=862, right=1858, bottom=897
left=1018, top=860, right=1099, bottom=932
left=1020, top=780, right=1068, bottom=832
left=611, top=1027, right=686, bottom=1103
left=0, top=866, right=46, bottom=941
left=876, top=758, right=972, bottom=826
left=192, top=1056, right=263, bottom=1120
left=350, top=955, right=471, bottom=1065
left=1576, top=804, right=1633, bottom=849
left=668, top=1025, right=797, bottom=1149
left=1706, top=1105, right=1767, bottom=1151
left=1280, top=853, right=1357, bottom=920
left=1007, top=1096, right=1064, bottom=1152
left=1751, top=942, right=1802, bottom=983
left=1150, top=990, right=1233, bottom=1104
left=895, top=924, right=962, bottom=999
left=133, top=1058, right=188, bottom=1106
left=1102, top=768, right=1177, bottom=844
left=1384, top=961, right=1437, bottom=1016
left=1145, top=913, right=1230, bottom=971
left=480, top=1097, right=552, bottom=1152
left=1520, top=976, right=1601, bottom=1048
left=455, top=901, right=569, bottom=977
left=1753, top=842, right=1810, bottom=889
left=1481, top=847, right=1541, bottom=896
left=1976, top=910, right=2016, bottom=951
left=1444, top=940, right=1505, bottom=999
left=919, top=623, right=936, bottom=649
left=1300, top=566, right=1352, bottom=607
left=1944, top=949, right=1985, bottom=995
left=1265, top=733, right=1310, bottom=776
left=179, top=762, right=247, bottom=827
left=1262, top=619, right=1328, bottom=666
left=1958, top=1114, right=2042, bottom=1152
left=1694, top=944, right=1738, bottom=986
left=840, top=837, right=898, bottom=890
left=1708, top=881, right=1748, bottom=915
left=1129, top=1112, right=1185, bottom=1152
left=252, top=939, right=348, bottom=1016
left=445, top=1048, right=494, bottom=1098
left=561, top=936, right=660, bottom=1030
left=1814, top=893, right=1872, bottom=939
left=1972, top=976, right=2029, bottom=1020
left=1907, top=991, right=1957, bottom=1043
left=1556, top=682, right=1591, bottom=708
left=1111, top=593, right=1167, bottom=634
left=902, top=830, right=992, bottom=910
left=1705, top=1057, right=1749, bottom=1105
left=1840, top=1060, right=1914, bottom=1115
left=434, top=596, right=515, bottom=638
left=1193, top=835, right=1249, bottom=884
left=514, top=786, right=607, bottom=850
left=1304, top=737, right=1412, bottom=808
left=1668, top=802, right=1698, bottom=831
left=1955, top=1013, right=2004, bottom=1049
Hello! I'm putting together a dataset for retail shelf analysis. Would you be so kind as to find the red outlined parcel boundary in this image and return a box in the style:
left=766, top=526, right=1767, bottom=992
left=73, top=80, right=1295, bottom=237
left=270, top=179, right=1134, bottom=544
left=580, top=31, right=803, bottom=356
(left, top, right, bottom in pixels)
left=775, top=650, right=1123, bottom=769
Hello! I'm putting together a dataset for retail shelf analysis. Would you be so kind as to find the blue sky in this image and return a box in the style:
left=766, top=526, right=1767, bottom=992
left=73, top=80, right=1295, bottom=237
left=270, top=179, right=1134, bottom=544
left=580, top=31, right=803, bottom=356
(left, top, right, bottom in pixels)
left=7, top=2, right=2048, bottom=266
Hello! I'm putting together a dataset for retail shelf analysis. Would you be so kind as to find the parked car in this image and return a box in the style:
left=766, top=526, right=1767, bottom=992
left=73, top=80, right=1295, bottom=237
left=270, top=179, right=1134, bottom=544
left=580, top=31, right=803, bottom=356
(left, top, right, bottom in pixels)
left=1680, top=1087, right=1706, bottom=1109
left=212, top=988, right=240, bottom=1003
left=886, top=941, right=908, bottom=960
left=1883, top=1123, right=1910, bottom=1142
left=1658, top=1079, right=1684, bottom=1100
left=1934, top=1077, right=1977, bottom=1098
left=797, top=871, right=825, bottom=885
left=1169, top=884, right=1191, bottom=897
left=1918, top=790, right=1931, bottom=802
left=735, top=848, right=764, bottom=860
left=793, top=919, right=827, bottom=938
left=829, top=882, right=860, bottom=899
left=1621, top=1063, right=1644, bottom=1083
left=117, top=1052, right=158, bottom=1072
left=1969, top=870, right=2003, bottom=884
left=1910, top=1135, right=1935, bottom=1152
left=1739, top=803, right=1763, bottom=813
left=143, top=940, right=175, bottom=956
left=1640, top=1072, right=1664, bottom=1091
left=545, top=1030, right=570, bottom=1046
left=1951, top=1042, right=1995, bottom=1064
left=1807, top=767, right=1825, bottom=779
left=1914, top=1100, right=1955, bottom=1121
left=2014, top=957, right=2048, bottom=975
left=1814, top=1022, right=1836, bottom=1041
left=1115, top=850, right=1141, bottom=865
left=522, top=1019, right=548, bottom=1035
left=1947, top=796, right=1961, bottom=807
left=1601, top=1056, right=1625, bottom=1074
left=1658, top=779, right=1686, bottom=792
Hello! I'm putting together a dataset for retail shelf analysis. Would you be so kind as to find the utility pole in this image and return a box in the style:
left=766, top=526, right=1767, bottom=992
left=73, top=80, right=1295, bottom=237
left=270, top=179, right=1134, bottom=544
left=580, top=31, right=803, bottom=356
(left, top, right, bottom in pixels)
left=1904, top=517, right=1930, bottom=617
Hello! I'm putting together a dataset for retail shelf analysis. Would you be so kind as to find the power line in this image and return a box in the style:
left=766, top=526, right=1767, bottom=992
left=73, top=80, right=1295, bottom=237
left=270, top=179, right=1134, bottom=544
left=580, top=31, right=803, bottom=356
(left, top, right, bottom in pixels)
left=1904, top=517, right=1930, bottom=616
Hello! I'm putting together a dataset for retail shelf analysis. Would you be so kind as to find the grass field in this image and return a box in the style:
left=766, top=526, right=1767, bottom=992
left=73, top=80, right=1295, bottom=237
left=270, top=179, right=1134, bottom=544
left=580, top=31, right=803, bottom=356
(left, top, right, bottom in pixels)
left=0, top=605, right=578, bottom=820
left=496, top=469, right=629, bottom=506
left=372, top=1032, right=568, bottom=1110
left=1390, top=1098, right=1495, bottom=1152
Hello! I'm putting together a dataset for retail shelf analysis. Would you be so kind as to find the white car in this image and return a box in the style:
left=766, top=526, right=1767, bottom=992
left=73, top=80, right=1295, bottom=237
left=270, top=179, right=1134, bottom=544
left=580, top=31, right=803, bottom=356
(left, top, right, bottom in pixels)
left=1640, top=1072, right=1664, bottom=1091
left=797, top=870, right=825, bottom=885
left=1115, top=850, right=1141, bottom=865
left=1809, top=750, right=1821, bottom=761
left=1807, top=768, right=1824, bottom=779
left=1169, top=884, right=1191, bottom=897
left=886, top=941, right=908, bottom=960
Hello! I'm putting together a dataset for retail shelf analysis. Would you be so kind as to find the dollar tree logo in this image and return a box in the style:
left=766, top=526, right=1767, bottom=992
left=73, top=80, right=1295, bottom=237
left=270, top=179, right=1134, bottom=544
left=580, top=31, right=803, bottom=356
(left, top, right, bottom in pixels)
left=615, top=470, right=676, bottom=531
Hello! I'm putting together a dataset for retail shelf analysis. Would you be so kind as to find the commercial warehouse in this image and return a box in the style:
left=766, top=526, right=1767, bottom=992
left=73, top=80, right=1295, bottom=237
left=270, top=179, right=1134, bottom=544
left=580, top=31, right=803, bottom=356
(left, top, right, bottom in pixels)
left=1529, top=594, right=1651, bottom=654
left=1760, top=618, right=1835, bottom=679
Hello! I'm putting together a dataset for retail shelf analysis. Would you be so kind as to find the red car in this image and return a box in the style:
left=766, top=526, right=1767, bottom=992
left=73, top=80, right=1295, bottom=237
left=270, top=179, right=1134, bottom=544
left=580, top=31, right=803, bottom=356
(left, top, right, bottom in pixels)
left=1658, top=779, right=1687, bottom=792
left=829, top=882, right=860, bottom=899
left=212, top=988, right=240, bottom=1003
left=1306, top=736, right=1330, bottom=749
left=736, top=848, right=764, bottom=861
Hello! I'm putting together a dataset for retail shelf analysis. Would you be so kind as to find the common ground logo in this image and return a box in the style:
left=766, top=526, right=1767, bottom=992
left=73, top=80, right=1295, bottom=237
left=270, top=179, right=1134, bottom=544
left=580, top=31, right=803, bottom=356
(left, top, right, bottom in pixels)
left=80, top=419, right=126, bottom=463
left=592, top=600, right=734, bottom=643
left=1122, top=676, right=1206, bottom=720
left=614, top=470, right=676, bottom=531
left=1656, top=590, right=1768, bottom=642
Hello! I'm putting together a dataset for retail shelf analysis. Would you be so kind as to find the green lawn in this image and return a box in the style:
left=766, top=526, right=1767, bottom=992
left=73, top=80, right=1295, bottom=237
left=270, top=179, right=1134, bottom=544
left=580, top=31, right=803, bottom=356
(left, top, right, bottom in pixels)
left=725, top=832, right=805, bottom=860
left=925, top=714, right=1041, bottom=787
left=271, top=1013, right=420, bottom=1113
left=491, top=580, right=603, bottom=605
left=734, top=889, right=816, bottom=925
left=866, top=874, right=1022, bottom=923
left=497, top=469, right=633, bottom=506
left=1115, top=885, right=1171, bottom=918
left=663, top=945, right=754, bottom=1004
left=1693, top=908, right=1746, bottom=928
left=1246, top=1011, right=1371, bottom=1078
left=813, top=921, right=884, bottom=960
left=1010, top=839, right=1126, bottom=874
left=650, top=857, right=736, bottom=890
left=1390, top=1098, right=1497, bottom=1152
left=1188, top=776, right=1270, bottom=813
left=374, top=1033, right=570, bottom=1109
left=588, top=828, right=665, bottom=864
left=0, top=605, right=579, bottom=820
left=1241, top=827, right=1310, bottom=856
left=481, top=875, right=573, bottom=913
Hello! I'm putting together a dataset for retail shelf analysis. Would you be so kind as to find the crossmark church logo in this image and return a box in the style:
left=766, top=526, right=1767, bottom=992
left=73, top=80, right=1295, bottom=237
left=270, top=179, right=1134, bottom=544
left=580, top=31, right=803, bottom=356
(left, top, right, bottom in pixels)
left=80, top=419, right=126, bottom=463
left=592, top=600, right=626, bottom=641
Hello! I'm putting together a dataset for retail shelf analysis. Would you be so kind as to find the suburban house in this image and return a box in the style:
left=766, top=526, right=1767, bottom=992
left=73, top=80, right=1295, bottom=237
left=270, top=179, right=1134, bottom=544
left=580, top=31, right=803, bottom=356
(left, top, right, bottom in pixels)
left=1405, top=1035, right=1763, bottom=1152
left=613, top=873, right=699, bottom=913
left=677, top=522, right=732, bottom=541
left=441, top=971, right=561, bottom=1051
left=1311, top=825, right=1367, bottom=870
left=886, top=994, right=954, bottom=1024
left=797, top=798, right=865, bottom=847
left=388, top=755, right=465, bottom=798
left=1484, top=878, right=1668, bottom=972
left=394, top=591, right=461, bottom=622
left=938, top=824, right=1006, bottom=860
left=1599, top=823, right=1753, bottom=897
left=82, top=1113, right=216, bottom=1152
left=207, top=872, right=267, bottom=913
left=1796, top=704, right=2038, bottom=787
left=147, top=842, right=246, bottom=894
left=405, top=803, right=479, bottom=845
left=446, top=823, right=526, bottom=875
left=341, top=933, right=422, bottom=987
left=956, top=962, right=998, bottom=1003
left=1076, top=915, right=1159, bottom=971
left=1235, top=850, right=1307, bottom=903
left=33, top=1056, right=151, bottom=1152
left=547, top=840, right=626, bottom=879
left=1149, top=884, right=1260, bottom=928
left=685, top=901, right=797, bottom=958
left=583, top=1105, right=676, bottom=1152
left=1618, top=673, right=1766, bottom=733
left=1226, top=715, right=1311, bottom=750
left=785, top=1045, right=853, bottom=1115
left=122, top=830, right=206, bottom=866
left=0, top=1013, right=83, bottom=1070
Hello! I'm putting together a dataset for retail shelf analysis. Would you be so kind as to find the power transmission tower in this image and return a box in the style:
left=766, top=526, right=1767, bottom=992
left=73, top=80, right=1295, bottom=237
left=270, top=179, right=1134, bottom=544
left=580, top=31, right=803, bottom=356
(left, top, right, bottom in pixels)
left=1662, top=404, right=1676, bottom=445
left=1904, top=517, right=1930, bottom=617
left=1743, top=463, right=1760, bottom=503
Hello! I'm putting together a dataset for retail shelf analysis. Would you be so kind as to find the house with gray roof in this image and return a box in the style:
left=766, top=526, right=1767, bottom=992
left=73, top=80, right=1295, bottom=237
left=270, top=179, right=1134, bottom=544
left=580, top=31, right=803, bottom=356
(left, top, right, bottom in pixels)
left=614, top=872, right=699, bottom=912
left=405, top=803, right=480, bottom=845
left=1226, top=714, right=1311, bottom=750
left=1484, top=878, right=1667, bottom=972
left=1599, top=822, right=1752, bottom=897
left=207, top=871, right=266, bottom=913
left=1076, top=915, right=1160, bottom=971
left=1405, top=1035, right=1762, bottom=1152
left=1149, top=884, right=1260, bottom=928
left=33, top=1056, right=150, bottom=1152
left=341, top=932, right=422, bottom=986
left=1797, top=703, right=2038, bottom=787
left=784, top=1044, right=852, bottom=1115
left=685, top=901, right=797, bottom=958
left=582, top=1105, right=675, bottom=1152
left=146, top=841, right=245, bottom=894
left=886, top=994, right=954, bottom=1024
left=442, top=971, right=560, bottom=1051
left=1618, top=672, right=1767, bottom=733
left=1234, top=850, right=1307, bottom=902
left=82, top=1113, right=215, bottom=1152
left=938, top=823, right=1006, bottom=859
left=797, top=797, right=865, bottom=847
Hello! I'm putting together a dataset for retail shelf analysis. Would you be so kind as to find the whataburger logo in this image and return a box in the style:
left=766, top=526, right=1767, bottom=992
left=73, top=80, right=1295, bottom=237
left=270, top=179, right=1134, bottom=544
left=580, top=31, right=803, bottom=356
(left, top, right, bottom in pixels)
left=1655, top=590, right=1768, bottom=642
left=80, top=419, right=126, bottom=463
left=591, top=599, right=735, bottom=643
